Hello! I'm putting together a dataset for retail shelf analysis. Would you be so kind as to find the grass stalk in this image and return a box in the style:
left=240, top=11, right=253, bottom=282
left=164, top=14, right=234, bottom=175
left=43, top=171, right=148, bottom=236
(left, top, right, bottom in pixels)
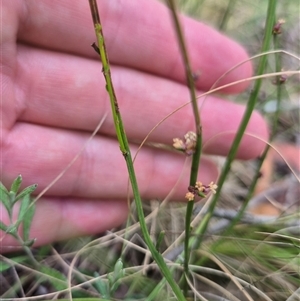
left=218, top=0, right=237, bottom=31
left=193, top=0, right=277, bottom=250
left=166, top=0, right=202, bottom=294
left=88, top=1, right=185, bottom=299
left=220, top=18, right=284, bottom=237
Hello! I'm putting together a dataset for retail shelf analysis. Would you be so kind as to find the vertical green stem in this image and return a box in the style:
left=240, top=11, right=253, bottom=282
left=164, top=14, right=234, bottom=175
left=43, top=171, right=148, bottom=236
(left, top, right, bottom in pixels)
left=219, top=0, right=237, bottom=31
left=88, top=1, right=185, bottom=300
left=166, top=0, right=202, bottom=295
left=227, top=14, right=283, bottom=233
left=193, top=0, right=277, bottom=250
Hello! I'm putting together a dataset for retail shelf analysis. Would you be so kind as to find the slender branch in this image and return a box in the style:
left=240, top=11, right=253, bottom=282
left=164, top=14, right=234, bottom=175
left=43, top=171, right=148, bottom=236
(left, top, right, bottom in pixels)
left=217, top=0, right=280, bottom=238
left=193, top=0, right=277, bottom=251
left=166, top=0, right=202, bottom=293
left=88, top=1, right=185, bottom=299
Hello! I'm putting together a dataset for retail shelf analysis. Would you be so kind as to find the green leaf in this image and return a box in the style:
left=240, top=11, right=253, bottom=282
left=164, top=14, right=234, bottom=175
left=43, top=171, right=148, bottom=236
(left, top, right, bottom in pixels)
left=0, top=220, right=8, bottom=232
left=5, top=224, right=18, bottom=236
left=93, top=272, right=109, bottom=298
left=22, top=199, right=36, bottom=242
left=0, top=188, right=12, bottom=217
left=14, top=184, right=37, bottom=204
left=16, top=194, right=31, bottom=228
left=23, top=238, right=36, bottom=247
left=0, top=255, right=28, bottom=273
left=0, top=261, right=11, bottom=273
left=39, top=265, right=68, bottom=291
left=155, top=230, right=165, bottom=251
left=0, top=181, right=9, bottom=194
left=10, top=175, right=22, bottom=194
left=113, top=258, right=124, bottom=280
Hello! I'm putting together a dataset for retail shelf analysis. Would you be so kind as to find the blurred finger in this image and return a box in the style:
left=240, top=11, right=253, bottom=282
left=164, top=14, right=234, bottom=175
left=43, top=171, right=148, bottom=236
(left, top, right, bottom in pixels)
left=12, top=46, right=267, bottom=159
left=0, top=197, right=129, bottom=252
left=12, top=0, right=252, bottom=92
left=2, top=122, right=218, bottom=199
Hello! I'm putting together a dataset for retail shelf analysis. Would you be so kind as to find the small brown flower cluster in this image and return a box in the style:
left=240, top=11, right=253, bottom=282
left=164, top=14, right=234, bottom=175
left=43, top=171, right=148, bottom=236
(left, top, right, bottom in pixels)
left=173, top=131, right=197, bottom=155
left=273, top=19, right=285, bottom=35
left=185, top=181, right=218, bottom=201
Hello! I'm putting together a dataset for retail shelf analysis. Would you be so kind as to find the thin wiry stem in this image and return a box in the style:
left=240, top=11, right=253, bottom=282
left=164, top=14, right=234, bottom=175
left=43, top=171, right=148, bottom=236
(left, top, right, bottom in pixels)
left=215, top=1, right=282, bottom=241
left=193, top=0, right=277, bottom=251
left=166, top=0, right=202, bottom=295
left=88, top=1, right=185, bottom=299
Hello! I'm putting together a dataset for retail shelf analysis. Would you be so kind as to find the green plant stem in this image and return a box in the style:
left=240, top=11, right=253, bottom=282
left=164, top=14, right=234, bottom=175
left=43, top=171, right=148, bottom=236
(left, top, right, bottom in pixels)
left=219, top=0, right=237, bottom=31
left=166, top=0, right=202, bottom=295
left=88, top=1, right=185, bottom=300
left=217, top=2, right=282, bottom=240
left=193, top=0, right=277, bottom=251
left=15, top=233, right=40, bottom=268
left=224, top=14, right=283, bottom=234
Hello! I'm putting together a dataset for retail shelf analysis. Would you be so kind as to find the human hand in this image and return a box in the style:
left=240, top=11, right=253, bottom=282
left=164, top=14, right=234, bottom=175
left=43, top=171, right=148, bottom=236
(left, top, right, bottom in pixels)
left=1, top=0, right=268, bottom=251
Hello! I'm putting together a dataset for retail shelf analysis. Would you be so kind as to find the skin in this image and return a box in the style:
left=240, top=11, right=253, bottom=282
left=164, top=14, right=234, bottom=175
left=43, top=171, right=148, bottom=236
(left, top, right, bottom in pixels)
left=1, top=0, right=268, bottom=252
